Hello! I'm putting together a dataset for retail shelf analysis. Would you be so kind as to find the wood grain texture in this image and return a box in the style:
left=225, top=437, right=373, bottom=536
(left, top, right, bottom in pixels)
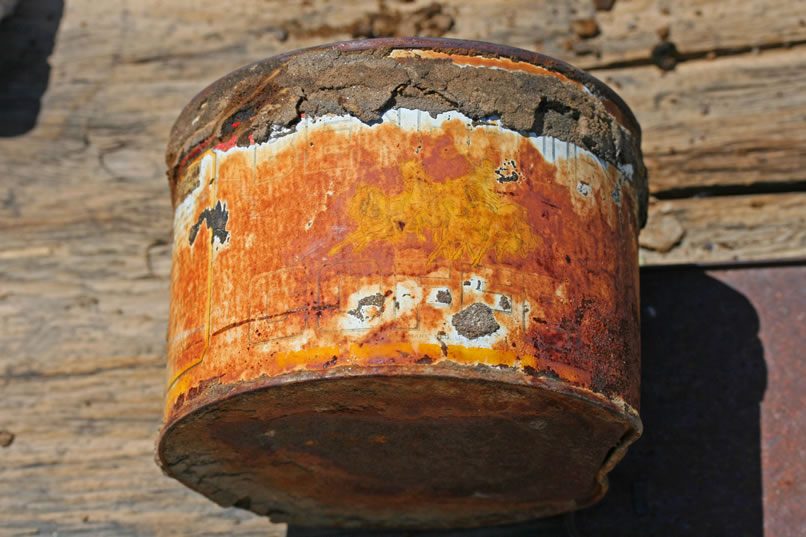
left=575, top=0, right=806, bottom=69
left=640, top=193, right=806, bottom=265
left=606, top=47, right=806, bottom=195
left=0, top=225, right=283, bottom=537
left=1, top=0, right=805, bottom=535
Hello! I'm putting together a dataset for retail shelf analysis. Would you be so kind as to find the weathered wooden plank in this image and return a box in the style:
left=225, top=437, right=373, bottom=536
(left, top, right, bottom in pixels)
left=88, top=0, right=806, bottom=71
left=605, top=47, right=806, bottom=195
left=639, top=192, right=806, bottom=265
left=578, top=0, right=806, bottom=69
left=0, top=226, right=285, bottom=536
left=41, top=0, right=806, bottom=80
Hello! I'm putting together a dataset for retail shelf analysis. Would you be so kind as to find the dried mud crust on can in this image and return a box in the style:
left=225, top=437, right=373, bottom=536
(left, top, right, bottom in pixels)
left=165, top=38, right=647, bottom=224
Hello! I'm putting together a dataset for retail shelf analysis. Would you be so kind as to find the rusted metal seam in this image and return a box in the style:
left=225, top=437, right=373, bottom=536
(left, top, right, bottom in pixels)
left=160, top=364, right=642, bottom=443
left=166, top=151, right=218, bottom=394
left=590, top=409, right=643, bottom=507
left=159, top=370, right=642, bottom=468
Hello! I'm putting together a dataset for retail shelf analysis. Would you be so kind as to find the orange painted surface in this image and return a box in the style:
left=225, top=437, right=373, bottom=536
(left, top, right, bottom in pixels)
left=388, top=49, right=585, bottom=88
left=165, top=112, right=640, bottom=419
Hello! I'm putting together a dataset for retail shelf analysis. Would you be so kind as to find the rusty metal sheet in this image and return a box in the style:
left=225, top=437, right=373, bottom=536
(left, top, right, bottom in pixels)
left=157, top=38, right=647, bottom=528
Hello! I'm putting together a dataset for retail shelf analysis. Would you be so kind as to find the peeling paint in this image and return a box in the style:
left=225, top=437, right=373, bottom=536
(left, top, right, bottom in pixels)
left=188, top=200, right=230, bottom=247
left=346, top=292, right=386, bottom=322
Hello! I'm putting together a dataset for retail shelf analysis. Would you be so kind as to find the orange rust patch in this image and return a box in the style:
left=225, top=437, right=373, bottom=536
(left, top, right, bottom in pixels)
left=329, top=159, right=541, bottom=265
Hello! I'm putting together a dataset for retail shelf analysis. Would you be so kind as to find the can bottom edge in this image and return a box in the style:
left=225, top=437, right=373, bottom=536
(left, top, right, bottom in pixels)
left=157, top=371, right=640, bottom=529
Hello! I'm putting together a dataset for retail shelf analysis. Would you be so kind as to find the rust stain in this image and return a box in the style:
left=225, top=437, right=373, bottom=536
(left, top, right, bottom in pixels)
left=163, top=114, right=640, bottom=416
left=329, top=159, right=540, bottom=265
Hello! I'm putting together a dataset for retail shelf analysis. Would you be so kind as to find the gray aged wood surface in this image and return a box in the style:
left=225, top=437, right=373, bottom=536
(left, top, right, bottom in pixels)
left=1, top=1, right=805, bottom=535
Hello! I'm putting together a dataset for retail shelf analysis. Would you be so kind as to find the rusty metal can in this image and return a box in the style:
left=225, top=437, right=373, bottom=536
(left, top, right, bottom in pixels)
left=157, top=38, right=647, bottom=529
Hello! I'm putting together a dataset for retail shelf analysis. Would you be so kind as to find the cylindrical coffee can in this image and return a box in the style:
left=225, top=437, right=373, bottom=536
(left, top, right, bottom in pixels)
left=158, top=37, right=647, bottom=529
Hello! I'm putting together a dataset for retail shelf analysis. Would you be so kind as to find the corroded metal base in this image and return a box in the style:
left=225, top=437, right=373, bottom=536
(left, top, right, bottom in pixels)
left=159, top=368, right=640, bottom=528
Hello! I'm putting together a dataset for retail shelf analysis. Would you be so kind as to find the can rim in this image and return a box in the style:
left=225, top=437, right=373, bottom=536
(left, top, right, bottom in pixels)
left=172, top=37, right=641, bottom=144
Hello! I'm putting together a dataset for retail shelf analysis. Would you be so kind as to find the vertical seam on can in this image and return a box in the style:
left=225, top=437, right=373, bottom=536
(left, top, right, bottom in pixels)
left=166, top=151, right=218, bottom=395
